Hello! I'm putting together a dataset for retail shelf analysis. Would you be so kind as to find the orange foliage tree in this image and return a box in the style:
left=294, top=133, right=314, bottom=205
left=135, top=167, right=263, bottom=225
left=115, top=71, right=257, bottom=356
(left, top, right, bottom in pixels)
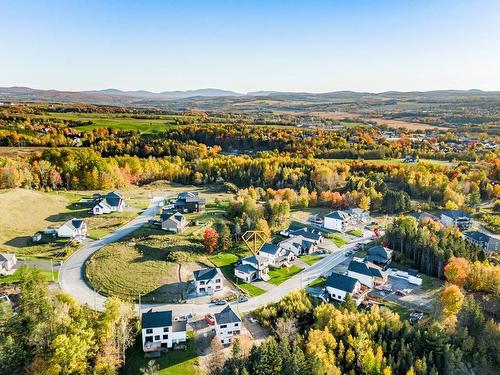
left=444, top=257, right=470, bottom=287
left=203, top=228, right=219, bottom=254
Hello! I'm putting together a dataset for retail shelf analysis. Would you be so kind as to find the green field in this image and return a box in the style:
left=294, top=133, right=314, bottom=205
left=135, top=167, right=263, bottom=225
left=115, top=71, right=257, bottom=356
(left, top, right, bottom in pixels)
left=348, top=229, right=363, bottom=237
left=326, top=233, right=348, bottom=247
left=308, top=276, right=327, bottom=288
left=268, top=265, right=303, bottom=285
left=124, top=332, right=201, bottom=375
left=34, top=112, right=183, bottom=133
left=238, top=282, right=266, bottom=296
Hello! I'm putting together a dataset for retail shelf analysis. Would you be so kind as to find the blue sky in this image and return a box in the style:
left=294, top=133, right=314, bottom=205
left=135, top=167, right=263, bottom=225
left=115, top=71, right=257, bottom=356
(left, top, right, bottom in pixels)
left=1, top=0, right=499, bottom=93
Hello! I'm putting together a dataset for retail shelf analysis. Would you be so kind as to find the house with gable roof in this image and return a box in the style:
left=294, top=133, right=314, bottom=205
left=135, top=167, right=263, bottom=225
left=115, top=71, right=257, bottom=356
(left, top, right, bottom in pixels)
left=193, top=267, right=224, bottom=294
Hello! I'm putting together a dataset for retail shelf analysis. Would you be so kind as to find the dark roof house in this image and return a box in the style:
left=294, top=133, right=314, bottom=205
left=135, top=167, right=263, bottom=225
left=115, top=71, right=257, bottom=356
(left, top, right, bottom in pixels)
left=215, top=305, right=241, bottom=325
left=193, top=267, right=220, bottom=282
left=366, top=245, right=393, bottom=265
left=142, top=310, right=173, bottom=329
left=326, top=273, right=359, bottom=293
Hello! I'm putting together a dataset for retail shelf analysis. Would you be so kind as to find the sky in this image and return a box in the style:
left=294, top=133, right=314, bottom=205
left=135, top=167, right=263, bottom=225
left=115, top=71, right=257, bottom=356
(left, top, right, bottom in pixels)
left=0, top=0, right=499, bottom=93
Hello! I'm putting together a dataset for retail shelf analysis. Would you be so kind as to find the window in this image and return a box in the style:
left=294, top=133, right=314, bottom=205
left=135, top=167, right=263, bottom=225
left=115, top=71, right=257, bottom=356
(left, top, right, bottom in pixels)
left=163, top=335, right=168, bottom=340
left=163, top=327, right=169, bottom=333
left=146, top=329, right=153, bottom=334
left=234, top=330, right=240, bottom=335
left=220, top=324, right=227, bottom=328
left=145, top=336, right=153, bottom=343
left=154, top=335, right=160, bottom=341
left=199, top=281, right=205, bottom=285
left=234, top=323, right=239, bottom=327
left=215, top=279, right=221, bottom=283
left=227, top=331, right=232, bottom=335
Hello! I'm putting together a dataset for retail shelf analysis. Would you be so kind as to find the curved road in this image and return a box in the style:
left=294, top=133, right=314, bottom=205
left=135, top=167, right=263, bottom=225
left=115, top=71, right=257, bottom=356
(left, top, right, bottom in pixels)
left=60, top=197, right=373, bottom=316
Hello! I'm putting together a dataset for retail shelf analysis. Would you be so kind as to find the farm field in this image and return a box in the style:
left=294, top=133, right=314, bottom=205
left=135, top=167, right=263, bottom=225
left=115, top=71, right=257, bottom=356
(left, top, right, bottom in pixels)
left=32, top=112, right=185, bottom=133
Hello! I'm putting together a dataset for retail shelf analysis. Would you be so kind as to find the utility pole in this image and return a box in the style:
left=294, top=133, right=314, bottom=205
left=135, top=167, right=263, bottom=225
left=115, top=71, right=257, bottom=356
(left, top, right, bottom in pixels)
left=50, top=259, right=54, bottom=282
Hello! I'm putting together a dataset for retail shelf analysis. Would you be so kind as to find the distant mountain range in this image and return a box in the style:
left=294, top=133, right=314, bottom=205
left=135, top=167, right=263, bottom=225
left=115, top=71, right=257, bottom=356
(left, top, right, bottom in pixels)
left=1, top=86, right=499, bottom=106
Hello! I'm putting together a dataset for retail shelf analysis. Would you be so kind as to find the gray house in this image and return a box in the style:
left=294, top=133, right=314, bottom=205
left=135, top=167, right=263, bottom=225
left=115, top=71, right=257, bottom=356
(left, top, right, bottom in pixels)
left=463, top=231, right=499, bottom=254
left=161, top=212, right=187, bottom=233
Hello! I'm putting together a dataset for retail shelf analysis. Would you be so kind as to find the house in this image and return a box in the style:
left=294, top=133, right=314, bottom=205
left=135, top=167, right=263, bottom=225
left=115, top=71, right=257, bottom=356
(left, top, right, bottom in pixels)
left=214, top=305, right=242, bottom=344
left=463, top=231, right=500, bottom=254
left=141, top=310, right=187, bottom=352
left=325, top=273, right=367, bottom=304
left=347, top=260, right=386, bottom=288
left=279, top=236, right=316, bottom=256
left=234, top=255, right=269, bottom=282
left=288, top=227, right=324, bottom=244
left=0, top=253, right=17, bottom=276
left=346, top=208, right=370, bottom=224
left=161, top=212, right=187, bottom=233
left=174, top=192, right=206, bottom=213
left=365, top=245, right=393, bottom=267
left=92, top=191, right=126, bottom=215
left=57, top=219, right=87, bottom=238
left=440, top=210, right=472, bottom=230
left=193, top=268, right=224, bottom=294
left=258, top=243, right=294, bottom=267
left=408, top=211, right=439, bottom=224
left=323, top=210, right=351, bottom=232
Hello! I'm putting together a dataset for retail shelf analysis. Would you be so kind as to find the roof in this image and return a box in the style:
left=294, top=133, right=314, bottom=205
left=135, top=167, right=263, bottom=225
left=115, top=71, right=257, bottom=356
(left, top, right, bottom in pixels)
left=0, top=253, right=16, bottom=262
left=215, top=305, right=241, bottom=325
left=348, top=260, right=384, bottom=278
left=441, top=210, right=471, bottom=219
left=61, top=218, right=85, bottom=231
left=234, top=264, right=257, bottom=275
left=325, top=210, right=350, bottom=221
left=241, top=255, right=267, bottom=268
left=326, top=273, right=359, bottom=293
left=142, top=310, right=172, bottom=329
left=162, top=211, right=185, bottom=225
left=172, top=320, right=187, bottom=333
left=348, top=208, right=366, bottom=215
left=463, top=231, right=493, bottom=243
left=176, top=192, right=206, bottom=204
left=289, top=227, right=322, bottom=241
left=193, top=268, right=219, bottom=281
left=367, top=245, right=392, bottom=260
left=259, top=243, right=282, bottom=256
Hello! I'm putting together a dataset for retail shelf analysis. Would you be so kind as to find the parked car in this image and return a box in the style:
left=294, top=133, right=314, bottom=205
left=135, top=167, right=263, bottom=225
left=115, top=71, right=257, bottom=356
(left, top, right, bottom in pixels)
left=409, top=311, right=424, bottom=325
left=238, top=296, right=248, bottom=303
left=210, top=298, right=220, bottom=304
left=215, top=299, right=227, bottom=306
left=204, top=314, right=215, bottom=325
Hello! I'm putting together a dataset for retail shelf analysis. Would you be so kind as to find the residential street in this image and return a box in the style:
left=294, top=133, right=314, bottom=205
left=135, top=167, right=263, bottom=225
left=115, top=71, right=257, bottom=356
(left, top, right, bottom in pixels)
left=59, top=200, right=373, bottom=316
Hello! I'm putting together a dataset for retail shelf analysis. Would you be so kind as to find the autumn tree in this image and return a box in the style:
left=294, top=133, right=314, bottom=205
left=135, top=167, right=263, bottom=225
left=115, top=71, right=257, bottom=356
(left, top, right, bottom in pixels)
left=444, top=257, right=470, bottom=287
left=441, top=284, right=464, bottom=318
left=203, top=228, right=219, bottom=254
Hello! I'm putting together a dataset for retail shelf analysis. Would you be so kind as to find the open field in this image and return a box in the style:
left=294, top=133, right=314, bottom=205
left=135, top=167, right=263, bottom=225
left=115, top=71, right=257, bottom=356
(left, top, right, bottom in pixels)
left=325, top=158, right=456, bottom=167
left=32, top=112, right=184, bottom=133
left=0, top=146, right=89, bottom=158
left=0, top=187, right=153, bottom=257
left=124, top=332, right=201, bottom=375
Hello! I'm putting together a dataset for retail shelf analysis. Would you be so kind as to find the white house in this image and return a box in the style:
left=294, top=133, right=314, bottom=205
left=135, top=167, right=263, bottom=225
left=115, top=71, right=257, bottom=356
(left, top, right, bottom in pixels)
left=0, top=253, right=17, bottom=276
left=193, top=267, right=224, bottom=295
left=214, top=305, right=242, bottom=345
left=234, top=255, right=269, bottom=282
left=325, top=273, right=367, bottom=304
left=141, top=310, right=187, bottom=352
left=440, top=210, right=472, bottom=230
left=57, top=219, right=87, bottom=238
left=279, top=236, right=315, bottom=256
left=347, top=260, right=386, bottom=288
left=323, top=211, right=351, bottom=232
left=92, top=191, right=126, bottom=215
left=288, top=227, right=324, bottom=244
left=346, top=208, right=370, bottom=224
left=258, top=243, right=294, bottom=267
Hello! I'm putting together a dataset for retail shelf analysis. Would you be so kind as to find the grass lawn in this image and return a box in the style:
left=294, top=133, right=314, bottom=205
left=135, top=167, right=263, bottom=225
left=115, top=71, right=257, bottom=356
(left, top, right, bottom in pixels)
left=0, top=269, right=58, bottom=284
left=299, top=254, right=323, bottom=266
left=420, top=274, right=444, bottom=292
left=308, top=276, right=327, bottom=288
left=238, top=282, right=266, bottom=297
left=209, top=253, right=239, bottom=267
left=268, top=265, right=303, bottom=285
left=124, top=332, right=201, bottom=375
left=348, top=229, right=363, bottom=237
left=354, top=249, right=368, bottom=258
left=378, top=300, right=411, bottom=320
left=326, top=233, right=348, bottom=247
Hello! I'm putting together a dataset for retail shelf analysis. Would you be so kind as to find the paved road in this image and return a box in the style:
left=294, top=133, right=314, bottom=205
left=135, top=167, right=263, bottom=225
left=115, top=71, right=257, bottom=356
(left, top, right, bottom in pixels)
left=59, top=201, right=372, bottom=316
left=59, top=197, right=164, bottom=310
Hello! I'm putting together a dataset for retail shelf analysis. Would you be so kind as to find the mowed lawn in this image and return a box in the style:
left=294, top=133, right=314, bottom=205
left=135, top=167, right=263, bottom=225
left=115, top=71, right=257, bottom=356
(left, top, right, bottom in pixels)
left=326, top=233, right=348, bottom=247
left=124, top=333, right=201, bottom=375
left=299, top=254, right=323, bottom=266
left=268, top=265, right=303, bottom=285
left=34, top=112, right=184, bottom=133
left=0, top=269, right=59, bottom=284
